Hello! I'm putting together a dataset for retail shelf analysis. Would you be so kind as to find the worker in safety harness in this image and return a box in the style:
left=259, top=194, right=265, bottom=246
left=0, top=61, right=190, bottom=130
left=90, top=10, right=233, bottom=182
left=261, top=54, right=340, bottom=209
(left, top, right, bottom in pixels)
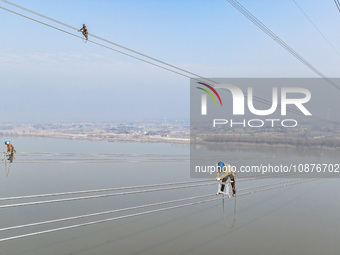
left=5, top=141, right=15, bottom=163
left=78, top=24, right=88, bottom=41
left=216, top=161, right=236, bottom=196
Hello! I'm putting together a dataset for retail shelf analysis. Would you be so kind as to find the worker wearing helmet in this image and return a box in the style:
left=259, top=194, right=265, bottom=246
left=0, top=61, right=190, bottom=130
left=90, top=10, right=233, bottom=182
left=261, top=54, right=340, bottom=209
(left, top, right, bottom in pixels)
left=78, top=24, right=88, bottom=41
left=4, top=141, right=15, bottom=163
left=216, top=161, right=236, bottom=196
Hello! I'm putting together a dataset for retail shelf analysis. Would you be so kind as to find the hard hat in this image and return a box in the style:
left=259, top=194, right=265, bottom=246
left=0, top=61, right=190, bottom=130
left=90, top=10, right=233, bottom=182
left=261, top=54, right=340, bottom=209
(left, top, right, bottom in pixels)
left=217, top=162, right=225, bottom=170
left=83, top=24, right=85, bottom=26
left=4, top=141, right=9, bottom=145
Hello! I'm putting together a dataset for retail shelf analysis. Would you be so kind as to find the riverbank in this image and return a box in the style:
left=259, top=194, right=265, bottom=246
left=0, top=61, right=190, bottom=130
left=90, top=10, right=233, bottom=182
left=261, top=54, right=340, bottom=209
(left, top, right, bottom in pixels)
left=1, top=122, right=339, bottom=148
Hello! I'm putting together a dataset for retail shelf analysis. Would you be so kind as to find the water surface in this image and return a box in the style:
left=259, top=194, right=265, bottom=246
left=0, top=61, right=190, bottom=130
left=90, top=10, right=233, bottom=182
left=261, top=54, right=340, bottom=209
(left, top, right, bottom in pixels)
left=0, top=137, right=339, bottom=255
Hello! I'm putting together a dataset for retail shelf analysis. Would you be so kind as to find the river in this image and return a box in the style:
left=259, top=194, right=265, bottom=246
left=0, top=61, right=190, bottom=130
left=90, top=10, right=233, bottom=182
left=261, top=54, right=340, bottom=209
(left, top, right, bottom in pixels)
left=0, top=137, right=339, bottom=255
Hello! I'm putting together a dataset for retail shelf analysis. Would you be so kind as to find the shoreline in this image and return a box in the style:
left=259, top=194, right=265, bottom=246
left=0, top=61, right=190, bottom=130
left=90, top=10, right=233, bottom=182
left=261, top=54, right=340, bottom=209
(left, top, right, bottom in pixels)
left=0, top=130, right=190, bottom=144
left=2, top=130, right=340, bottom=150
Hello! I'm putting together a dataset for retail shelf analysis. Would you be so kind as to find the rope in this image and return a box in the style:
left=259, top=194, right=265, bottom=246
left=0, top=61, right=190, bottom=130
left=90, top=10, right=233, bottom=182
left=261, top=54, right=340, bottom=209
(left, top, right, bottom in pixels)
left=222, top=193, right=237, bottom=229
left=0, top=177, right=317, bottom=242
left=4, top=162, right=11, bottom=177
left=218, top=177, right=303, bottom=229
left=2, top=152, right=12, bottom=176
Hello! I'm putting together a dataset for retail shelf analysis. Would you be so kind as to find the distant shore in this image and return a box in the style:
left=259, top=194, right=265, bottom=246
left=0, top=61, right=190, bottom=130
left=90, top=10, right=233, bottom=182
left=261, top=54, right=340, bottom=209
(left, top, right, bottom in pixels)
left=0, top=129, right=190, bottom=144
left=198, top=134, right=340, bottom=149
left=1, top=121, right=340, bottom=149
left=2, top=130, right=340, bottom=150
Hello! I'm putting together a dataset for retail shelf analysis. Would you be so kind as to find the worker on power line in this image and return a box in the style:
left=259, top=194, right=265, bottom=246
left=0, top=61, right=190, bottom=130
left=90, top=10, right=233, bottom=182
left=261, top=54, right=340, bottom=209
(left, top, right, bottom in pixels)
left=216, top=161, right=236, bottom=196
left=78, top=24, right=88, bottom=42
left=4, top=141, right=15, bottom=163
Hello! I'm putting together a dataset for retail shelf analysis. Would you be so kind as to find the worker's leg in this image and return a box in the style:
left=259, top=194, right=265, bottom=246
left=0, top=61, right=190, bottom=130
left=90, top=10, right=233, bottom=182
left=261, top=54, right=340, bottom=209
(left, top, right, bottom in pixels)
left=231, top=176, right=236, bottom=195
left=221, top=176, right=228, bottom=192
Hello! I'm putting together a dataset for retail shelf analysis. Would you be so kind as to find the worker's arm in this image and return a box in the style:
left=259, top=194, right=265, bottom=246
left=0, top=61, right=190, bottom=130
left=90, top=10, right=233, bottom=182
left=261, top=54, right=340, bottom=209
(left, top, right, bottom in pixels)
left=216, top=171, right=221, bottom=180
left=218, top=171, right=229, bottom=180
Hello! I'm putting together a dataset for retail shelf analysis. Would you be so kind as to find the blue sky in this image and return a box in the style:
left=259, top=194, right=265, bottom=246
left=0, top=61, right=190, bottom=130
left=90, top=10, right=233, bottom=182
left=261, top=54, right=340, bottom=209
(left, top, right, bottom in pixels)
left=0, top=0, right=339, bottom=123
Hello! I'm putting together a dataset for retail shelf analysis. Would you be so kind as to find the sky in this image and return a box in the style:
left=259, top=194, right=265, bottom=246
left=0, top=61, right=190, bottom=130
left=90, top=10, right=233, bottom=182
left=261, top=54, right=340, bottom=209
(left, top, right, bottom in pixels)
left=0, top=0, right=340, bottom=123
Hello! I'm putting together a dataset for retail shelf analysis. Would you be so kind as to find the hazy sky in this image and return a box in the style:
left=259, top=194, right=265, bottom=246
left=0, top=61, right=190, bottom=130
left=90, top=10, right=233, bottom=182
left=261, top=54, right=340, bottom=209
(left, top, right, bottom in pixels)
left=1, top=0, right=339, bottom=123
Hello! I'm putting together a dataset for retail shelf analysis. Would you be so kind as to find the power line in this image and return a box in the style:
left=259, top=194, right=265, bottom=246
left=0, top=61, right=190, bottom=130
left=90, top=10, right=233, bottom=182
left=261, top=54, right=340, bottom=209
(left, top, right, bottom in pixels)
left=0, top=0, right=213, bottom=84
left=335, top=0, right=340, bottom=12
left=226, top=0, right=340, bottom=91
left=0, top=182, right=216, bottom=209
left=292, top=0, right=340, bottom=56
left=0, top=193, right=215, bottom=232
left=0, top=5, right=194, bottom=80
left=0, top=3, right=336, bottom=124
left=0, top=179, right=312, bottom=233
left=0, top=171, right=304, bottom=202
left=0, top=197, right=221, bottom=242
left=16, top=152, right=189, bottom=157
left=0, top=179, right=294, bottom=232
left=0, top=179, right=214, bottom=202
left=0, top=0, right=212, bottom=84
left=0, top=178, right=317, bottom=242
left=11, top=152, right=190, bottom=164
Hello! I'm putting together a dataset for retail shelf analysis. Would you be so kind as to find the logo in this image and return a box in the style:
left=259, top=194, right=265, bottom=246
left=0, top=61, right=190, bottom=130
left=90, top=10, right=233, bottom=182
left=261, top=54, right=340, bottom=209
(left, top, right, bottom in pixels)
left=196, top=81, right=312, bottom=128
left=196, top=82, right=222, bottom=115
left=198, top=83, right=311, bottom=116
